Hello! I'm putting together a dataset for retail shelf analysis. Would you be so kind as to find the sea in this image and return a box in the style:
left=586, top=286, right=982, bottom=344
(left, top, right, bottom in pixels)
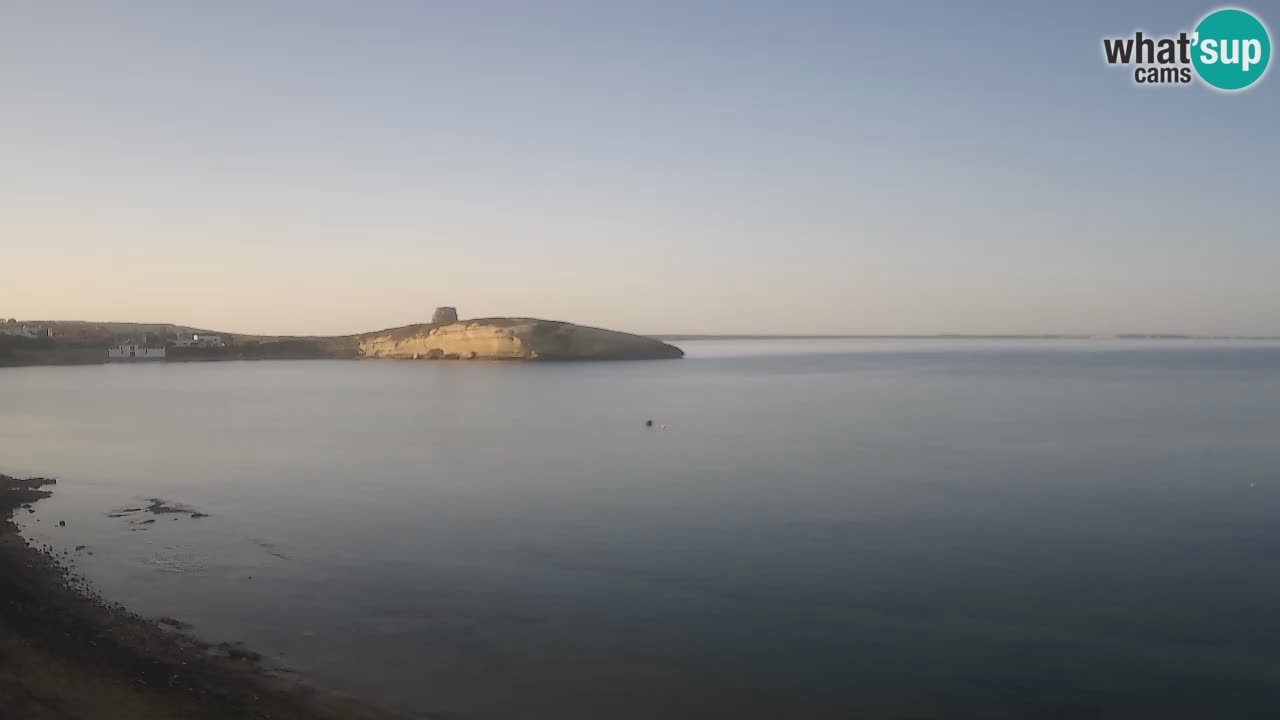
left=3, top=338, right=1280, bottom=719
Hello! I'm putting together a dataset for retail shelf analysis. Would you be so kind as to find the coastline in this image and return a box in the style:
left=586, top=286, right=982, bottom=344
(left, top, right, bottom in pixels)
left=0, top=473, right=415, bottom=720
left=1, top=315, right=684, bottom=367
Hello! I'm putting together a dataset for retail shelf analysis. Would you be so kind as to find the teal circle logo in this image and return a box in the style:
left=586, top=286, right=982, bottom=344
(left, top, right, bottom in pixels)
left=1192, top=8, right=1271, bottom=90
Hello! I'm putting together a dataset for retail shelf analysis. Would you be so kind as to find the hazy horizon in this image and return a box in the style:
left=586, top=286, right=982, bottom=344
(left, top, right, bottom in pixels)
left=3, top=1, right=1277, bottom=337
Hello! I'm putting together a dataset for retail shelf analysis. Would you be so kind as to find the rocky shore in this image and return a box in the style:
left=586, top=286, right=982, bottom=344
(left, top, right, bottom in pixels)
left=0, top=473, right=415, bottom=720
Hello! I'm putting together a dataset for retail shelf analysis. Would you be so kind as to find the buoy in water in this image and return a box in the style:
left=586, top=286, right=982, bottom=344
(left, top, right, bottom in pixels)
left=645, top=419, right=654, bottom=427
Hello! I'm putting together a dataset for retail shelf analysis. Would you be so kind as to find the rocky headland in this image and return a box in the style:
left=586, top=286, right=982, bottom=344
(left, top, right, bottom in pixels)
left=357, top=314, right=684, bottom=361
left=1, top=309, right=683, bottom=366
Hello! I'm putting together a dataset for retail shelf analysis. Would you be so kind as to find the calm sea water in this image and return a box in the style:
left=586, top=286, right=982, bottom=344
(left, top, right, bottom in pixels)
left=4, top=339, right=1280, bottom=719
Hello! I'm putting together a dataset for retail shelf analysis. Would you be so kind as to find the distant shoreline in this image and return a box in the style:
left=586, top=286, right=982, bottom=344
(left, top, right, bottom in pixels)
left=6, top=332, right=1278, bottom=369
left=1, top=315, right=683, bottom=367
left=654, top=334, right=1280, bottom=341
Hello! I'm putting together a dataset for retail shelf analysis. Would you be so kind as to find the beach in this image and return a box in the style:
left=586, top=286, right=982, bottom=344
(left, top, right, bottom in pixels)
left=0, top=472, right=410, bottom=720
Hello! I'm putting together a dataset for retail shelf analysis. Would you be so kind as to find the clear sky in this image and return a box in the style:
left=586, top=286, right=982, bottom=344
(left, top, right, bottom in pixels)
left=2, top=1, right=1276, bottom=336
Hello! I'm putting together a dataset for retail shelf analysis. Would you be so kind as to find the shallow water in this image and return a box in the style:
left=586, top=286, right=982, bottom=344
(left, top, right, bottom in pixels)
left=4, top=339, right=1280, bottom=719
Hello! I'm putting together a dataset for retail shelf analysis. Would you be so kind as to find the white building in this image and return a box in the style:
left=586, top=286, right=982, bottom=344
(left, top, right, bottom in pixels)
left=108, top=344, right=166, bottom=360
left=174, top=333, right=226, bottom=348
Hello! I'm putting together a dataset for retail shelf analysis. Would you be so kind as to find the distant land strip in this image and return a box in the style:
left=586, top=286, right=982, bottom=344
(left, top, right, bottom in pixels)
left=653, top=334, right=1280, bottom=341
left=0, top=312, right=683, bottom=367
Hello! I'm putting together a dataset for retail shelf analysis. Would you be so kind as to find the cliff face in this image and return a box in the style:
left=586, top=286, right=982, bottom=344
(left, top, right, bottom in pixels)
left=357, top=319, right=683, bottom=361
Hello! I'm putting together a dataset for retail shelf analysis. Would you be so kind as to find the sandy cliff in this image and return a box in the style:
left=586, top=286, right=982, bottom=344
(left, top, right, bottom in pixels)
left=357, top=318, right=683, bottom=361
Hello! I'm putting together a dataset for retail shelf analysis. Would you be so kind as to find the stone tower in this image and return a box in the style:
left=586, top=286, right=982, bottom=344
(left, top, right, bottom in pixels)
left=432, top=306, right=459, bottom=324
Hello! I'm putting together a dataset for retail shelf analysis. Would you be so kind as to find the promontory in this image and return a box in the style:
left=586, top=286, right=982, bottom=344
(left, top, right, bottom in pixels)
left=357, top=311, right=683, bottom=361
left=0, top=309, right=684, bottom=366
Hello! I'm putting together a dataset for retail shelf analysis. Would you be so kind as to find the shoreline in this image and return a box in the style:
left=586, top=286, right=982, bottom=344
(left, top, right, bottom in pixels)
left=0, top=472, right=417, bottom=720
left=1, top=315, right=685, bottom=367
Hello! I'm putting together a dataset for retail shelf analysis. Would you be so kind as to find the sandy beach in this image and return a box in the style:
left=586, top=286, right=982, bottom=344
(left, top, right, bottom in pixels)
left=0, top=472, right=415, bottom=720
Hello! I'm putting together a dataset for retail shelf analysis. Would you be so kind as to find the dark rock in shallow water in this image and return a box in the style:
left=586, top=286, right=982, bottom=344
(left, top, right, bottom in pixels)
left=144, top=498, right=205, bottom=516
left=190, top=512, right=209, bottom=519
left=4, top=476, right=58, bottom=487
left=145, top=499, right=186, bottom=514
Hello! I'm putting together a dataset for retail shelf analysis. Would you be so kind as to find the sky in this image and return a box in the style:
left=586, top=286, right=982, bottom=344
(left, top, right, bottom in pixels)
left=2, top=1, right=1277, bottom=336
